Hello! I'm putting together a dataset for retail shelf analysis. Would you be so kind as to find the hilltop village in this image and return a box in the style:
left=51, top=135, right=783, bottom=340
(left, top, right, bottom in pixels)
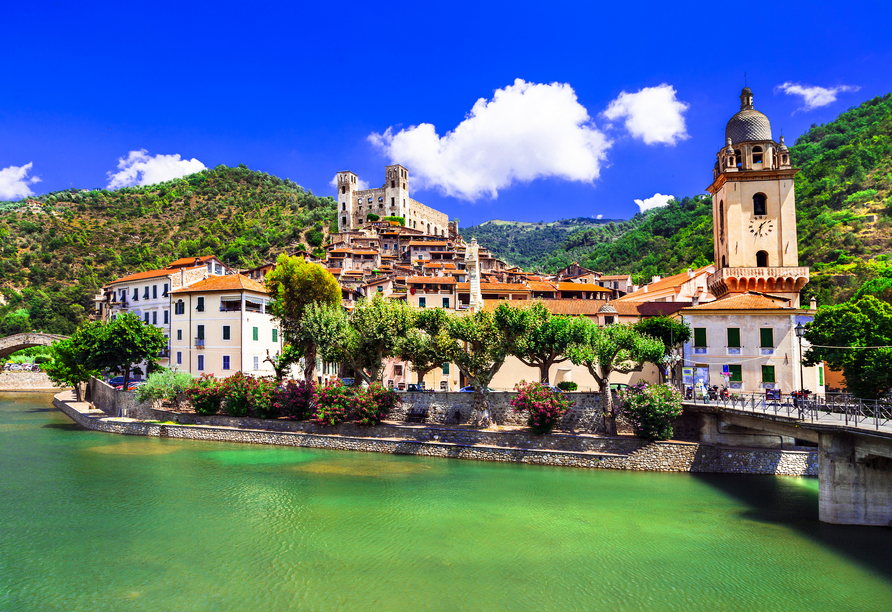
left=94, top=89, right=826, bottom=395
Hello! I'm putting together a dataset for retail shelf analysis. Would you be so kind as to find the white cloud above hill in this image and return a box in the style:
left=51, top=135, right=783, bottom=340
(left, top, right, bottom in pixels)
left=602, top=84, right=690, bottom=145
left=775, top=82, right=860, bottom=111
left=107, top=150, right=206, bottom=189
left=635, top=192, right=673, bottom=213
left=0, top=162, right=41, bottom=201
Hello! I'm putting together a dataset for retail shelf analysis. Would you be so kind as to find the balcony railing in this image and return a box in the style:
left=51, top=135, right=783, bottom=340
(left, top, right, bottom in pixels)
left=158, top=349, right=170, bottom=358
left=195, top=338, right=205, bottom=349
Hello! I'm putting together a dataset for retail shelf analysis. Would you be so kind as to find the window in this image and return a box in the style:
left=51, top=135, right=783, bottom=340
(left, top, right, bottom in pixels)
left=177, top=329, right=182, bottom=341
left=391, top=197, right=395, bottom=206
left=252, top=326, right=258, bottom=341
left=253, top=356, right=259, bottom=370
left=272, top=329, right=278, bottom=343
left=144, top=313, right=150, bottom=323
left=442, top=297, right=450, bottom=308
left=133, top=288, right=139, bottom=301
left=215, top=264, right=222, bottom=275
left=197, top=355, right=204, bottom=371
left=197, top=325, right=205, bottom=340
left=719, top=201, right=724, bottom=243
left=176, top=351, right=182, bottom=365
left=391, top=180, right=395, bottom=188
left=394, top=364, right=403, bottom=376
left=728, top=365, right=742, bottom=382
left=143, top=287, right=149, bottom=299
left=378, top=196, right=383, bottom=202
left=694, top=328, right=707, bottom=347
left=377, top=286, right=383, bottom=293
left=196, top=297, right=205, bottom=312
left=223, top=325, right=231, bottom=341
left=604, top=316, right=615, bottom=325
left=120, top=289, right=126, bottom=302
left=760, top=328, right=774, bottom=348
left=761, top=365, right=775, bottom=383
left=442, top=363, right=449, bottom=375
left=175, top=300, right=185, bottom=315
left=419, top=297, right=426, bottom=308
left=756, top=251, right=769, bottom=267
left=163, top=283, right=169, bottom=297
left=163, top=310, right=169, bottom=324
left=152, top=311, right=157, bottom=325
left=223, top=356, right=230, bottom=370
left=727, top=328, right=740, bottom=348
left=152, top=285, right=157, bottom=299
left=752, top=146, right=763, bottom=165
left=753, top=193, right=767, bottom=216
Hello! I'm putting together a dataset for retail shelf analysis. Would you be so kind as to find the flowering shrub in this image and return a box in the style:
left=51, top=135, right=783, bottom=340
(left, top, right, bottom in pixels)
left=556, top=381, right=578, bottom=391
left=185, top=374, right=223, bottom=415
left=220, top=372, right=256, bottom=417
left=274, top=379, right=316, bottom=419
left=312, top=381, right=353, bottom=426
left=246, top=378, right=279, bottom=419
left=355, top=383, right=401, bottom=426
left=619, top=383, right=683, bottom=441
left=510, top=381, right=575, bottom=435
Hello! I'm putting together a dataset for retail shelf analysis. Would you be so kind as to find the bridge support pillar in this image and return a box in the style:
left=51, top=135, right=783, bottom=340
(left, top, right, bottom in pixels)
left=819, top=432, right=892, bottom=526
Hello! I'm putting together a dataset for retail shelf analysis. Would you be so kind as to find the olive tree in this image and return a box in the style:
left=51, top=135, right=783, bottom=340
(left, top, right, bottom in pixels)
left=567, top=320, right=664, bottom=435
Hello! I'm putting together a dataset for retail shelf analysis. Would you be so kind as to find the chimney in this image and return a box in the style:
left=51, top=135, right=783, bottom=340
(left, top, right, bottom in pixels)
left=651, top=275, right=661, bottom=284
left=810, top=296, right=817, bottom=310
left=691, top=295, right=699, bottom=307
left=687, top=268, right=694, bottom=278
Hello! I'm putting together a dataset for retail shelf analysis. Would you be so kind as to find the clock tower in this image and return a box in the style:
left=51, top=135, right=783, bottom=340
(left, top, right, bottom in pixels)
left=706, top=87, right=809, bottom=306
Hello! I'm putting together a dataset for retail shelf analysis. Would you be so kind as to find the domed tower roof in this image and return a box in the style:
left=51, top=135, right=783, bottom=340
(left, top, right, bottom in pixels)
left=597, top=303, right=617, bottom=314
left=725, top=87, right=771, bottom=144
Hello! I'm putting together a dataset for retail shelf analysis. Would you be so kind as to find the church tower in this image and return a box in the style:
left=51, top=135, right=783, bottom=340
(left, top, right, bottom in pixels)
left=336, top=171, right=358, bottom=232
left=706, top=88, right=809, bottom=306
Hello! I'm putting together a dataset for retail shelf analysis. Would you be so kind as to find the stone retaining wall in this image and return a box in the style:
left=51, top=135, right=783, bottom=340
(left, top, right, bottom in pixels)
left=89, top=377, right=155, bottom=419
left=55, top=394, right=816, bottom=476
left=0, top=371, right=59, bottom=391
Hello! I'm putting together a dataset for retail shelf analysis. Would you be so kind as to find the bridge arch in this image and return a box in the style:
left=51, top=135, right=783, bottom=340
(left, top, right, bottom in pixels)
left=0, top=333, right=68, bottom=359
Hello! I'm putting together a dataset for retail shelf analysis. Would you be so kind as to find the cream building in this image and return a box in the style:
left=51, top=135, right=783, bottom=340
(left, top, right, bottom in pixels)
left=168, top=275, right=282, bottom=378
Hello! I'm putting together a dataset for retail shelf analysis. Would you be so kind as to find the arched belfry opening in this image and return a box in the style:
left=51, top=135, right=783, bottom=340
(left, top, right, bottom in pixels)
left=756, top=251, right=769, bottom=267
left=753, top=193, right=767, bottom=216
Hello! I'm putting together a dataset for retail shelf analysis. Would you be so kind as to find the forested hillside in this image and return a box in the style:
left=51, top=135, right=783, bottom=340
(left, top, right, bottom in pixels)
left=0, top=164, right=337, bottom=335
left=473, top=93, right=892, bottom=304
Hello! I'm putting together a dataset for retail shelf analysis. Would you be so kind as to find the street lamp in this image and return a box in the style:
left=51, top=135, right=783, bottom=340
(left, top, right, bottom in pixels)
left=795, top=322, right=806, bottom=395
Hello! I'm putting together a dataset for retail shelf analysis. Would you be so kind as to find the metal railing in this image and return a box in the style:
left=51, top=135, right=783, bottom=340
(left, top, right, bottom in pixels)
left=194, top=338, right=205, bottom=349
left=683, top=391, right=892, bottom=431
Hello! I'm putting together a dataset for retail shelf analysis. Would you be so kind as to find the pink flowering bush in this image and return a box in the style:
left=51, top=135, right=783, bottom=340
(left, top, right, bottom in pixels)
left=274, top=379, right=316, bottom=420
left=510, top=381, right=575, bottom=435
left=246, top=377, right=279, bottom=419
left=185, top=373, right=223, bottom=415
left=354, top=383, right=401, bottom=426
left=312, top=380, right=353, bottom=426
left=619, top=383, right=683, bottom=441
left=220, top=372, right=257, bottom=417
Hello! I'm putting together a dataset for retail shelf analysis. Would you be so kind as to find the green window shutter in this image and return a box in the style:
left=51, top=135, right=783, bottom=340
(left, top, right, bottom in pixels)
left=197, top=325, right=205, bottom=340
left=222, top=326, right=230, bottom=341
left=760, top=328, right=774, bottom=348
left=272, top=329, right=278, bottom=343
left=197, top=296, right=204, bottom=312
left=727, top=328, right=740, bottom=348
left=761, top=365, right=775, bottom=383
left=729, top=365, right=742, bottom=382
left=819, top=366, right=824, bottom=386
left=253, top=327, right=258, bottom=341
left=694, top=328, right=707, bottom=347
left=442, top=363, right=449, bottom=375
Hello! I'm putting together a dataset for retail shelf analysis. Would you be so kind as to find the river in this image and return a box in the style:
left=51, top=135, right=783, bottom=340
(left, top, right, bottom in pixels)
left=2, top=392, right=892, bottom=611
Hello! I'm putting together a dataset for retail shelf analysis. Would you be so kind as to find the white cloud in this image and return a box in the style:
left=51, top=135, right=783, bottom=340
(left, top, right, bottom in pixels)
left=602, top=84, right=690, bottom=145
left=367, top=79, right=611, bottom=201
left=329, top=174, right=369, bottom=191
left=635, top=193, right=674, bottom=213
left=0, top=162, right=41, bottom=201
left=776, top=82, right=860, bottom=111
left=596, top=214, right=603, bottom=219
left=107, top=150, right=206, bottom=189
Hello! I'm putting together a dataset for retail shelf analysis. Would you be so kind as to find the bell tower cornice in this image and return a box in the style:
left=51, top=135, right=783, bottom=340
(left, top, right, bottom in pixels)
left=707, top=167, right=799, bottom=195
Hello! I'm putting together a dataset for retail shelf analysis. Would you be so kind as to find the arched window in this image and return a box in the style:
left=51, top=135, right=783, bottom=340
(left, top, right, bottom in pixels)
left=340, top=186, right=345, bottom=194
left=719, top=201, right=725, bottom=243
left=174, top=300, right=185, bottom=315
left=391, top=180, right=395, bottom=188
left=735, top=149, right=742, bottom=168
left=342, top=203, right=346, bottom=211
left=342, top=216, right=347, bottom=227
left=752, top=146, right=763, bottom=165
left=721, top=255, right=727, bottom=268
left=753, top=193, right=767, bottom=216
left=756, top=251, right=769, bottom=267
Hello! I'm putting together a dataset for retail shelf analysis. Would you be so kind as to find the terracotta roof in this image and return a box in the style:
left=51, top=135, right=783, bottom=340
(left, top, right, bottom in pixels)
left=600, top=274, right=631, bottom=280
left=685, top=292, right=793, bottom=311
left=329, top=249, right=352, bottom=254
left=352, top=250, right=379, bottom=255
left=407, top=276, right=456, bottom=285
left=480, top=283, right=530, bottom=292
left=109, top=268, right=174, bottom=284
left=326, top=268, right=342, bottom=275
left=165, top=255, right=218, bottom=269
left=170, top=274, right=266, bottom=294
left=409, top=241, right=448, bottom=247
left=617, top=265, right=714, bottom=301
left=528, top=281, right=558, bottom=292
left=558, top=282, right=609, bottom=291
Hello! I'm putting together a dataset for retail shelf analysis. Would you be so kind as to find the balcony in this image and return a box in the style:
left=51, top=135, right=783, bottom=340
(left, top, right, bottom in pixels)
left=158, top=348, right=170, bottom=359
left=707, top=266, right=810, bottom=297
left=195, top=338, right=205, bottom=349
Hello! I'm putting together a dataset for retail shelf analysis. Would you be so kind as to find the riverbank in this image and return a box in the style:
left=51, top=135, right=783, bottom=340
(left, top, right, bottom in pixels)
left=53, top=391, right=817, bottom=476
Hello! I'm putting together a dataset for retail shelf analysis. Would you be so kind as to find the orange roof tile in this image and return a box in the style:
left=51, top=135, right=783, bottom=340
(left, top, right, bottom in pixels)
left=685, top=292, right=793, bottom=310
left=558, top=282, right=608, bottom=291
left=165, top=255, right=218, bottom=269
left=407, top=276, right=457, bottom=285
left=109, top=268, right=174, bottom=284
left=170, top=274, right=267, bottom=294
left=408, top=241, right=448, bottom=247
left=528, top=281, right=558, bottom=292
left=616, top=265, right=714, bottom=301
left=600, top=274, right=631, bottom=280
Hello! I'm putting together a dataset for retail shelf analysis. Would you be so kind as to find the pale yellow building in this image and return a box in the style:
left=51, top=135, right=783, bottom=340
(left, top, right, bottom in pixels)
left=168, top=275, right=282, bottom=378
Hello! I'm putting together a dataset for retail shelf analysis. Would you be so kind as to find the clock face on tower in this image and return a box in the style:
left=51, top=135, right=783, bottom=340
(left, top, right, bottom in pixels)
left=748, top=215, right=774, bottom=238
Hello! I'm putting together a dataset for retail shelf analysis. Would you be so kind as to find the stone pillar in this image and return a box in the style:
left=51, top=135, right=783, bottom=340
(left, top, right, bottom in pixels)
left=819, top=432, right=892, bottom=526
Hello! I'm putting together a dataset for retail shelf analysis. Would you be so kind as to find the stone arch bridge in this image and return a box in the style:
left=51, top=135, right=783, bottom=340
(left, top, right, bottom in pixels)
left=0, top=333, right=68, bottom=359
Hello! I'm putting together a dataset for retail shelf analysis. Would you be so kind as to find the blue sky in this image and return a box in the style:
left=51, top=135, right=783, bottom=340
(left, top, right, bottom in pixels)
left=2, top=0, right=891, bottom=226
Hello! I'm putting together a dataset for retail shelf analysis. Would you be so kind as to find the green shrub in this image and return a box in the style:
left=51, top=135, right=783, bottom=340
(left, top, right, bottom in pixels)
left=185, top=374, right=223, bottom=415
left=382, top=216, right=405, bottom=226
left=619, top=383, right=683, bottom=441
left=136, top=369, right=194, bottom=404
left=366, top=213, right=380, bottom=222
left=556, top=381, right=578, bottom=391
left=312, top=381, right=352, bottom=425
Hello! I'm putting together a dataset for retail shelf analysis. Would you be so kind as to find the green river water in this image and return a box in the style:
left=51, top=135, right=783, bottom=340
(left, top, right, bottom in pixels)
left=2, top=393, right=892, bottom=611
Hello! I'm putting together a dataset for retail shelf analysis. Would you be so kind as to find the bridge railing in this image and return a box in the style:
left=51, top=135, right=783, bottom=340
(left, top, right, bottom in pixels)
left=683, top=391, right=892, bottom=431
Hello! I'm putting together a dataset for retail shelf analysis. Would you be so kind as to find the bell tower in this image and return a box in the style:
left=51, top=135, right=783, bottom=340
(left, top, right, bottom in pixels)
left=337, top=171, right=358, bottom=232
left=706, top=88, right=809, bottom=306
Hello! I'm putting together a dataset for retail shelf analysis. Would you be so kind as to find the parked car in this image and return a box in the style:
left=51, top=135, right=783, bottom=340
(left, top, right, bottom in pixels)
left=404, top=383, right=429, bottom=392
left=459, top=385, right=495, bottom=393
left=108, top=376, right=125, bottom=386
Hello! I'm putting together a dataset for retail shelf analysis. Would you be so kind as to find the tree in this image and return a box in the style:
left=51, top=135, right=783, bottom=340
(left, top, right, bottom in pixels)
left=42, top=326, right=101, bottom=402
left=494, top=301, right=584, bottom=384
left=265, top=254, right=341, bottom=381
left=81, top=313, right=167, bottom=391
left=304, top=295, right=415, bottom=386
left=441, top=309, right=508, bottom=427
left=398, top=308, right=451, bottom=387
left=566, top=321, right=664, bottom=435
left=633, top=315, right=692, bottom=382
left=804, top=295, right=892, bottom=399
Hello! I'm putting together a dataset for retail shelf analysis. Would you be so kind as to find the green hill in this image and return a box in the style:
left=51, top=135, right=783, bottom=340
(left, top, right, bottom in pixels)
left=0, top=164, right=337, bottom=335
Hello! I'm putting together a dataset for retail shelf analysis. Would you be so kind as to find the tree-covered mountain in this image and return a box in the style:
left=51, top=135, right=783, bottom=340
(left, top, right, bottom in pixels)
left=472, top=93, right=892, bottom=303
left=0, top=164, right=337, bottom=335
left=462, top=217, right=623, bottom=269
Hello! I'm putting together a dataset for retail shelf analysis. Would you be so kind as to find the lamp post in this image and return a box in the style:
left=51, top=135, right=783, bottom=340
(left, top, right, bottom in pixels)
left=795, top=322, right=806, bottom=395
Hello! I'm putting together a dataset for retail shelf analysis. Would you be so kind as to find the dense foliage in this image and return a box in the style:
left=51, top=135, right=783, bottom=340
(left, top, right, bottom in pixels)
left=184, top=374, right=224, bottom=415
left=0, top=164, right=337, bottom=335
left=354, top=383, right=401, bottom=426
left=273, top=379, right=316, bottom=419
left=312, top=380, right=353, bottom=425
left=135, top=369, right=194, bottom=405
left=510, top=381, right=575, bottom=435
left=619, top=383, right=683, bottom=441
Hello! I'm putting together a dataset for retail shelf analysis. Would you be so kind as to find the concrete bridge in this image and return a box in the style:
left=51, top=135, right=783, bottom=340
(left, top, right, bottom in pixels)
left=0, top=333, right=68, bottom=359
left=683, top=395, right=892, bottom=526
